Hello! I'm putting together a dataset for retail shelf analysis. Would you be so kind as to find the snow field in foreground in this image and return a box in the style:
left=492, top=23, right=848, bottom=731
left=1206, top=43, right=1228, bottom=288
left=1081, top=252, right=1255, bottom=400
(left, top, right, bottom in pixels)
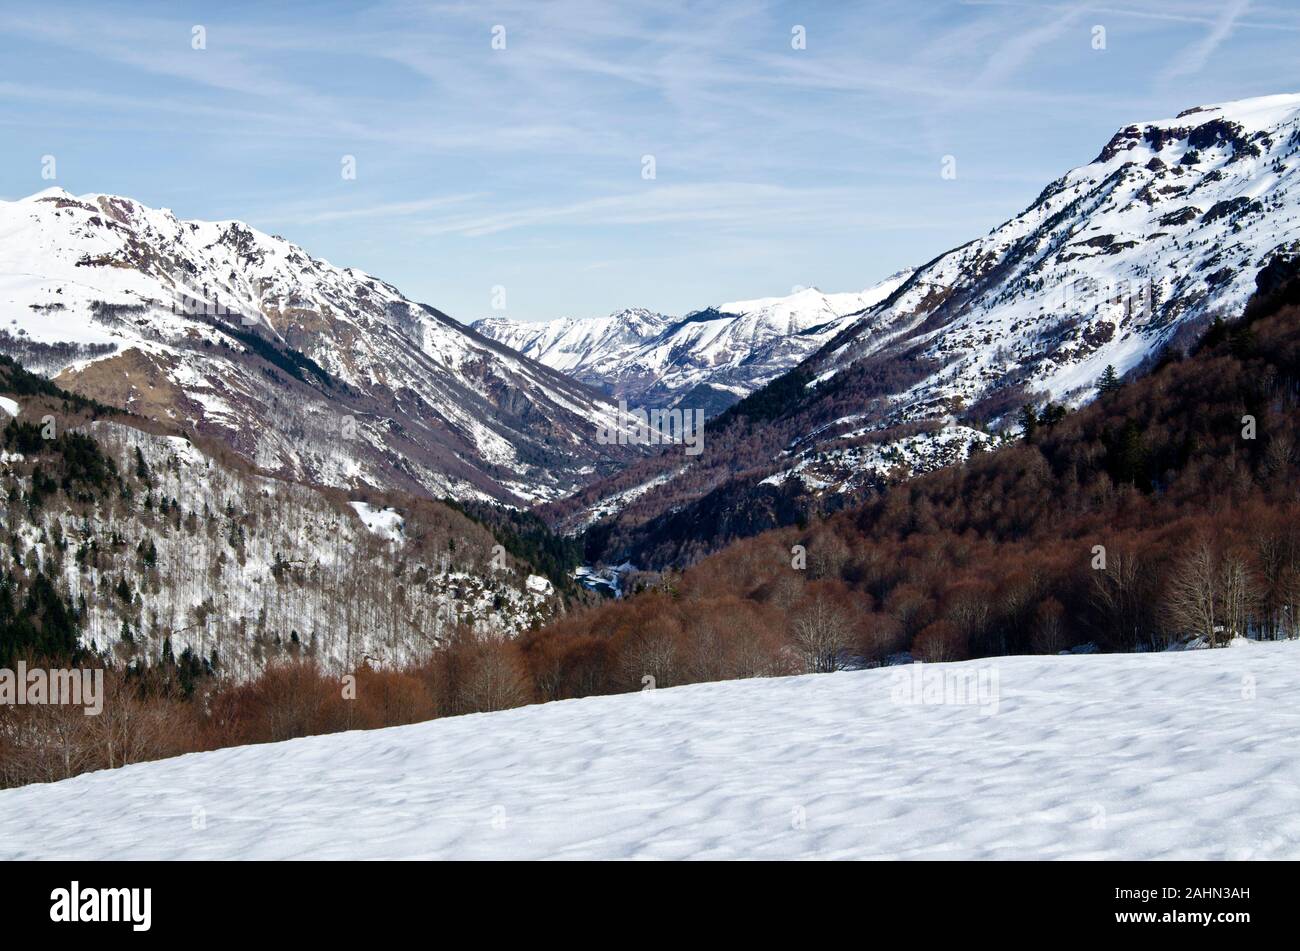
left=2, top=642, right=1298, bottom=859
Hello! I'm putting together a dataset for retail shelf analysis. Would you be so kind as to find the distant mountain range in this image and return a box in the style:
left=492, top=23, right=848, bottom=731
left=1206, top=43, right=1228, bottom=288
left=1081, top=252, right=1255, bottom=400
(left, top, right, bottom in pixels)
left=3, top=93, right=1299, bottom=571
left=546, top=93, right=1300, bottom=567
left=472, top=273, right=911, bottom=417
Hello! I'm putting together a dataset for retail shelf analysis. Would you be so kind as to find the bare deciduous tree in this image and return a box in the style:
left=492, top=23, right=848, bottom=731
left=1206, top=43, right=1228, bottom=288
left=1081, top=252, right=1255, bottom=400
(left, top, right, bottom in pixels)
left=1164, top=539, right=1219, bottom=646
left=790, top=585, right=856, bottom=673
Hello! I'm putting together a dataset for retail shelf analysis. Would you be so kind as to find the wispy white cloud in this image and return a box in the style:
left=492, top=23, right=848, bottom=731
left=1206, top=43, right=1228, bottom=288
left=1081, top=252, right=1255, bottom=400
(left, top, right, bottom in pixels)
left=1, top=0, right=1296, bottom=319
left=264, top=194, right=484, bottom=227
left=1162, top=0, right=1251, bottom=81
left=415, top=182, right=1004, bottom=238
left=973, top=6, right=1086, bottom=87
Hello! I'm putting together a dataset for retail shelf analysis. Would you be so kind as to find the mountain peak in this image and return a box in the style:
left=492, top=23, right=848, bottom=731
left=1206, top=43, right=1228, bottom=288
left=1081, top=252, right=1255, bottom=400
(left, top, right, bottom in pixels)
left=816, top=89, right=1300, bottom=412
left=21, top=186, right=76, bottom=202
left=559, top=91, right=1300, bottom=562
left=473, top=270, right=914, bottom=416
left=1093, top=93, right=1300, bottom=166
left=1160, top=92, right=1300, bottom=130
left=0, top=187, right=639, bottom=505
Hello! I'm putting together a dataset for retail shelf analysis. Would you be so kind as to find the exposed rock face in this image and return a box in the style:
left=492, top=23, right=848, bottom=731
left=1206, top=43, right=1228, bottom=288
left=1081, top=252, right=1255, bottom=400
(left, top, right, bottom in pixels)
left=554, top=93, right=1300, bottom=567
left=810, top=94, right=1300, bottom=411
left=472, top=272, right=913, bottom=417
left=0, top=190, right=641, bottom=504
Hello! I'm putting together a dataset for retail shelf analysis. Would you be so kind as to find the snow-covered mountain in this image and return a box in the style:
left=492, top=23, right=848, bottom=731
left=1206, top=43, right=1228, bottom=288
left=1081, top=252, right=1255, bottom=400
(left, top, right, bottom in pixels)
left=554, top=93, right=1300, bottom=561
left=765, top=93, right=1300, bottom=492
left=0, top=358, right=564, bottom=680
left=472, top=271, right=912, bottom=416
left=4, top=641, right=1296, bottom=859
left=822, top=94, right=1300, bottom=411
left=0, top=189, right=639, bottom=505
left=473, top=306, right=669, bottom=380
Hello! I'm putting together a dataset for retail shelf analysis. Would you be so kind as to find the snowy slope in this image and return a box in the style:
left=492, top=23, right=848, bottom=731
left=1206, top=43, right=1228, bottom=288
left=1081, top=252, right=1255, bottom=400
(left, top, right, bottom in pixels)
left=553, top=94, right=1300, bottom=545
left=769, top=94, right=1300, bottom=494
left=0, top=408, right=559, bottom=677
left=3, top=642, right=1298, bottom=859
left=0, top=189, right=639, bottom=504
left=816, top=93, right=1300, bottom=410
left=473, top=307, right=669, bottom=381
left=472, top=271, right=912, bottom=415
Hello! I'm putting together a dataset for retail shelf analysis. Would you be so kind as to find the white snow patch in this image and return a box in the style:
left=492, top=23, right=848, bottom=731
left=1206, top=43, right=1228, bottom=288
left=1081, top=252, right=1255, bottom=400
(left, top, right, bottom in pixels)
left=164, top=435, right=205, bottom=467
left=349, top=501, right=404, bottom=544
left=4, top=643, right=1294, bottom=859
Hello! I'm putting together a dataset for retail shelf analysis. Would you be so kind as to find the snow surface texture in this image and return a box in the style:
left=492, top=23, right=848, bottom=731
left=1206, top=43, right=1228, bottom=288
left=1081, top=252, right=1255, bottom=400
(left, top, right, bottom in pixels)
left=3, top=643, right=1297, bottom=859
left=349, top=500, right=404, bottom=544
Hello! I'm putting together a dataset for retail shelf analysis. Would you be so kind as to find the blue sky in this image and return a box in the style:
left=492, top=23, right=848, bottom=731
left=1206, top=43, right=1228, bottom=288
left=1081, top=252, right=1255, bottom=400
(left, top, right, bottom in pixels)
left=1, top=1, right=1298, bottom=321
